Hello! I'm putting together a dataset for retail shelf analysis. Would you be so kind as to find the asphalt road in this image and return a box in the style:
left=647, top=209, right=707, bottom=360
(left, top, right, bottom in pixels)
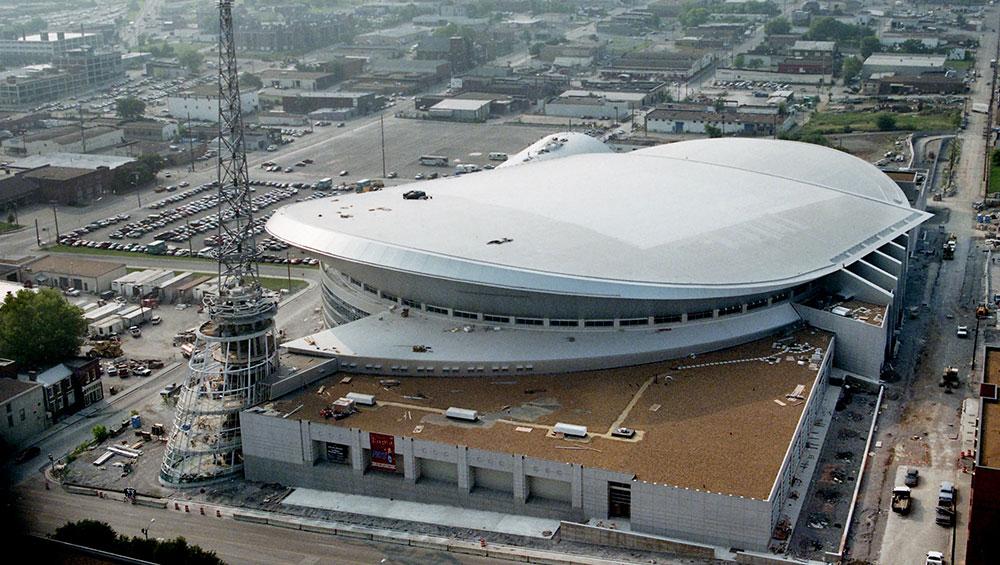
left=14, top=476, right=504, bottom=564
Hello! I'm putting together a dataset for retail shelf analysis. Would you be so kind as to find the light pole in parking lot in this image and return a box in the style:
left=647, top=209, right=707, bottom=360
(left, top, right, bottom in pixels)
left=380, top=112, right=387, bottom=178
left=286, top=251, right=292, bottom=291
left=50, top=202, right=60, bottom=241
left=131, top=172, right=141, bottom=207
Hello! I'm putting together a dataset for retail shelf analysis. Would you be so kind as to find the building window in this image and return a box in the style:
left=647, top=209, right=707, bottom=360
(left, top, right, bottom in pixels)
left=453, top=310, right=478, bottom=320
left=348, top=277, right=362, bottom=288
left=687, top=310, right=713, bottom=321
left=19, top=408, right=25, bottom=421
left=654, top=314, right=682, bottom=324
left=363, top=283, right=378, bottom=295
left=549, top=319, right=579, bottom=327
left=401, top=298, right=420, bottom=308
left=381, top=292, right=398, bottom=302
left=718, top=304, right=742, bottom=317
left=514, top=317, right=544, bottom=326
left=483, top=314, right=509, bottom=323
left=6, top=415, right=11, bottom=428
left=771, top=291, right=790, bottom=303
left=426, top=305, right=448, bottom=315
left=619, top=318, right=649, bottom=326
left=584, top=319, right=614, bottom=327
left=747, top=298, right=768, bottom=311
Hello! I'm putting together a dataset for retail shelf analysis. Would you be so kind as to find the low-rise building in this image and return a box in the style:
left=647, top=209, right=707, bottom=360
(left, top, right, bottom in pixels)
left=63, top=357, right=103, bottom=409
left=122, top=120, right=179, bottom=142
left=1, top=125, right=125, bottom=157
left=259, top=70, right=340, bottom=92
left=22, top=255, right=127, bottom=294
left=644, top=106, right=788, bottom=136
left=862, top=53, right=947, bottom=78
left=271, top=90, right=377, bottom=116
left=0, top=378, right=47, bottom=449
left=544, top=90, right=646, bottom=120
left=0, top=31, right=104, bottom=66
left=167, top=86, right=259, bottom=122
left=35, top=364, right=75, bottom=421
left=428, top=98, right=492, bottom=122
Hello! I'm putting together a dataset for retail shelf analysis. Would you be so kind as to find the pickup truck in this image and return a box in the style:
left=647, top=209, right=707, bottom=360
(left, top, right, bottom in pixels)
left=891, top=485, right=911, bottom=515
left=936, top=481, right=956, bottom=527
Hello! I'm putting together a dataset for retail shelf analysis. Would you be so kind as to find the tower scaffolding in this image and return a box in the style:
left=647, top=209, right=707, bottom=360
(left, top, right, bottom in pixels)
left=160, top=0, right=279, bottom=486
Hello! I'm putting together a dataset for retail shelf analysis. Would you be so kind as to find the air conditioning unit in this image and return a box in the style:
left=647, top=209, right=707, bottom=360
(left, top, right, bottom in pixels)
left=445, top=407, right=479, bottom=422
left=554, top=422, right=588, bottom=438
left=345, top=392, right=375, bottom=406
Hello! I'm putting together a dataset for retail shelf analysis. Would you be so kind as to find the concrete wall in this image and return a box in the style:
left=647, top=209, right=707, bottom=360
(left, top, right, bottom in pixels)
left=242, top=407, right=804, bottom=550
left=793, top=304, right=886, bottom=378
left=268, top=358, right=339, bottom=400
left=0, top=383, right=47, bottom=448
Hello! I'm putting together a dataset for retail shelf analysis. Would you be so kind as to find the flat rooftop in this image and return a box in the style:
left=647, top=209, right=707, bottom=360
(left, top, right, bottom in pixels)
left=268, top=327, right=831, bottom=499
left=981, top=348, right=1000, bottom=468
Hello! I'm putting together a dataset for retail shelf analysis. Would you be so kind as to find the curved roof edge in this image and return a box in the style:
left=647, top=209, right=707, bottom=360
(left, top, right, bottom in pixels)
left=496, top=131, right=611, bottom=169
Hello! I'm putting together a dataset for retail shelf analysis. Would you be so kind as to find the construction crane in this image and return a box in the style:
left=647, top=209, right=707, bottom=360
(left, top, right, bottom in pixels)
left=160, top=0, right=280, bottom=487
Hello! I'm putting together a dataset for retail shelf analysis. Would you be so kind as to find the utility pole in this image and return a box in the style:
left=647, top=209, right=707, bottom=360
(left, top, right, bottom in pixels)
left=78, top=105, right=87, bottom=153
left=34, top=218, right=40, bottom=246
left=286, top=251, right=291, bottom=290
left=51, top=204, right=60, bottom=241
left=380, top=112, right=386, bottom=178
left=187, top=219, right=194, bottom=255
left=187, top=110, right=195, bottom=172
left=132, top=172, right=141, bottom=207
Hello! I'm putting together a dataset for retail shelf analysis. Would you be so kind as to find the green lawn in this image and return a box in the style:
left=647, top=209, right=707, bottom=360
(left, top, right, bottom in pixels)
left=0, top=222, right=22, bottom=234
left=800, top=110, right=961, bottom=135
left=989, top=164, right=1000, bottom=194
left=946, top=59, right=974, bottom=71
left=258, top=276, right=307, bottom=293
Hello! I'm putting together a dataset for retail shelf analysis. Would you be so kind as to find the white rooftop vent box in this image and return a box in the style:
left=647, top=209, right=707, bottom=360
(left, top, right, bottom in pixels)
left=830, top=306, right=852, bottom=317
left=445, top=407, right=479, bottom=422
left=345, top=392, right=376, bottom=406
left=554, top=422, right=588, bottom=438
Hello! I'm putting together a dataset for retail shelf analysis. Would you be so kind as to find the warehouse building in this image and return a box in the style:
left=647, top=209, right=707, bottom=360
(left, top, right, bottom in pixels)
left=861, top=53, right=947, bottom=78
left=167, top=86, right=258, bottom=122
left=22, top=255, right=126, bottom=294
left=427, top=98, right=492, bottom=122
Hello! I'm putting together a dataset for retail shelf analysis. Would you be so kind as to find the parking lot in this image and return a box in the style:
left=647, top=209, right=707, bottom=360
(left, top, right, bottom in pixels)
left=12, top=117, right=562, bottom=262
left=880, top=466, right=955, bottom=565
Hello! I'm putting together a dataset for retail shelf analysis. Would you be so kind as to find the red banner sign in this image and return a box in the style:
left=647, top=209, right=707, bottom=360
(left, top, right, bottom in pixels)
left=369, top=432, right=397, bottom=472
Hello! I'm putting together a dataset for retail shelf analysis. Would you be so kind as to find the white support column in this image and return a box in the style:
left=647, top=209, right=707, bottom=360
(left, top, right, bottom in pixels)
left=350, top=430, right=364, bottom=475
left=513, top=456, right=528, bottom=504
left=457, top=447, right=471, bottom=492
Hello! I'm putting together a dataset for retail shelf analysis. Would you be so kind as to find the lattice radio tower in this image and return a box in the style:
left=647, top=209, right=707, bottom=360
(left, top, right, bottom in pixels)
left=161, top=0, right=279, bottom=486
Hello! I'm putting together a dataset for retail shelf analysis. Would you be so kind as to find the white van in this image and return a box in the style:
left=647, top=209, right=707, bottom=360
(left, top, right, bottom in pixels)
left=488, top=152, right=508, bottom=161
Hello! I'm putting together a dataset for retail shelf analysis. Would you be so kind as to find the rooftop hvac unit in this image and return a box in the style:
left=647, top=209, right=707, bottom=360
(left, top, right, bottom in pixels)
left=345, top=392, right=376, bottom=406
left=445, top=407, right=479, bottom=422
left=554, top=422, right=588, bottom=438
left=830, top=306, right=852, bottom=317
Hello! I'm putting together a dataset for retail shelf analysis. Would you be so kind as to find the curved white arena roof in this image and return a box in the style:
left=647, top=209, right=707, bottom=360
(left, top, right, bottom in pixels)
left=267, top=138, right=930, bottom=301
left=496, top=131, right=611, bottom=168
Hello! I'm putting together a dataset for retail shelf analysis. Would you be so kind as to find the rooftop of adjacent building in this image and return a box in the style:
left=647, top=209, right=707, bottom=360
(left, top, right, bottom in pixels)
left=0, top=376, right=40, bottom=404
left=267, top=326, right=832, bottom=499
left=981, top=347, right=1000, bottom=467
left=23, top=254, right=125, bottom=278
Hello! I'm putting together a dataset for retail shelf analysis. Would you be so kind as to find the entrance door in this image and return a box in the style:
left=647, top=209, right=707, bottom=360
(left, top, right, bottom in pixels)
left=608, top=481, right=631, bottom=518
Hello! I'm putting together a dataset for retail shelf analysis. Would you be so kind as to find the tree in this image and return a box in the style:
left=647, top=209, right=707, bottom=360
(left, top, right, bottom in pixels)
left=765, top=17, right=791, bottom=36
left=0, top=289, right=87, bottom=368
left=898, top=39, right=928, bottom=53
left=991, top=148, right=1000, bottom=168
left=876, top=113, right=897, bottom=131
left=747, top=58, right=764, bottom=69
left=54, top=520, right=224, bottom=565
left=841, top=56, right=862, bottom=82
left=116, top=96, right=146, bottom=121
left=860, top=36, right=881, bottom=59
left=178, top=49, right=204, bottom=73
left=92, top=424, right=110, bottom=443
left=679, top=7, right=710, bottom=28
left=705, top=124, right=723, bottom=138
left=240, top=72, right=263, bottom=90
left=733, top=54, right=746, bottom=68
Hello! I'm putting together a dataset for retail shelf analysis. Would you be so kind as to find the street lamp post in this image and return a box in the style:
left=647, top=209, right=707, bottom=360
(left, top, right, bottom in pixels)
left=132, top=172, right=142, bottom=207
left=141, top=518, right=155, bottom=540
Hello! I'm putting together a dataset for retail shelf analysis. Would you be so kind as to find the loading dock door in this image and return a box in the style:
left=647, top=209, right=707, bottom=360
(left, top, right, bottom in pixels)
left=608, top=482, right=631, bottom=519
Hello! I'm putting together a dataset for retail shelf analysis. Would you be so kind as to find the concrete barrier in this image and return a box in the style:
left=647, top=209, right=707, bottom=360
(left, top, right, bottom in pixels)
left=446, top=542, right=488, bottom=557
left=370, top=532, right=409, bottom=546
left=268, top=518, right=302, bottom=530
left=134, top=498, right=168, bottom=509
left=300, top=523, right=337, bottom=535
left=409, top=538, right=443, bottom=550
left=64, top=485, right=98, bottom=496
left=557, top=521, right=716, bottom=559
left=232, top=513, right=268, bottom=525
left=735, top=551, right=814, bottom=565
left=486, top=546, right=530, bottom=562
left=335, top=528, right=373, bottom=540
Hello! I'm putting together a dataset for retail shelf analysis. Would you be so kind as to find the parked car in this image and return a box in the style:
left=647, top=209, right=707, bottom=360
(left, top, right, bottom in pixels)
left=129, top=326, right=142, bottom=338
left=150, top=315, right=162, bottom=325
left=904, top=467, right=919, bottom=487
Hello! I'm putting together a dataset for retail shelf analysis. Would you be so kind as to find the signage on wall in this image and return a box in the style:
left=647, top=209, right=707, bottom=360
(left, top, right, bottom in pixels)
left=369, top=432, right=396, bottom=472
left=326, top=443, right=349, bottom=464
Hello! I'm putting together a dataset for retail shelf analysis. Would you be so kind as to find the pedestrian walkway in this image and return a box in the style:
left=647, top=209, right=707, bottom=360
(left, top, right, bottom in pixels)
left=282, top=488, right=559, bottom=539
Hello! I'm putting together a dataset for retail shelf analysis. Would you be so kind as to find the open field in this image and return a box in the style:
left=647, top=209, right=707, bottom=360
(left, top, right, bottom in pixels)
left=801, top=110, right=960, bottom=136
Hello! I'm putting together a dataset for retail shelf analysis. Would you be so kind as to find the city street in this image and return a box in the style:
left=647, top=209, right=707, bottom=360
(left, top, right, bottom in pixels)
left=849, top=10, right=999, bottom=565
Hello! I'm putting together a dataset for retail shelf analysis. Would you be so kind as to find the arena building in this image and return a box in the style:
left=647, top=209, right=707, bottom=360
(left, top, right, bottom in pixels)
left=245, top=137, right=928, bottom=552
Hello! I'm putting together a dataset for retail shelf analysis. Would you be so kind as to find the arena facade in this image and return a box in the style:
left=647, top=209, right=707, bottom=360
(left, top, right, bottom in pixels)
left=243, top=137, right=929, bottom=552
